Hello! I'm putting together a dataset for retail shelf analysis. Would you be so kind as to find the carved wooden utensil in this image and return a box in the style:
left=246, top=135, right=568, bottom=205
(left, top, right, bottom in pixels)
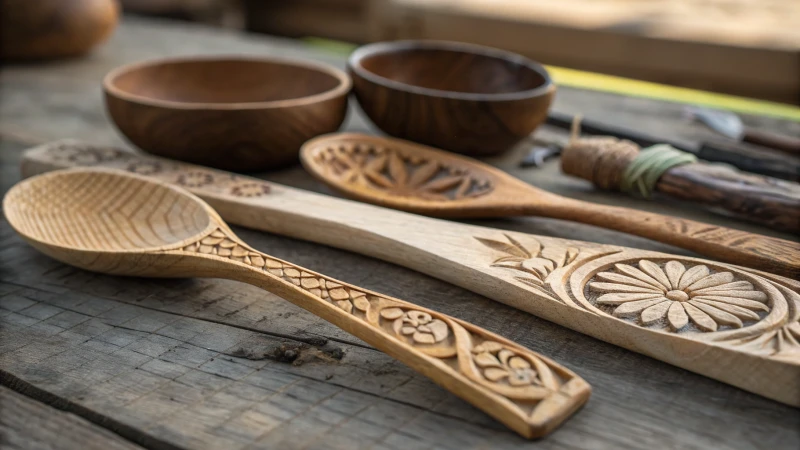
left=3, top=168, right=590, bottom=439
left=21, top=141, right=800, bottom=406
left=300, top=133, right=800, bottom=279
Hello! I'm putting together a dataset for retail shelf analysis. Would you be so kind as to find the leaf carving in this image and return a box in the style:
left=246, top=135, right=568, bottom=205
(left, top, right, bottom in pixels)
left=310, top=144, right=493, bottom=200
left=475, top=236, right=529, bottom=258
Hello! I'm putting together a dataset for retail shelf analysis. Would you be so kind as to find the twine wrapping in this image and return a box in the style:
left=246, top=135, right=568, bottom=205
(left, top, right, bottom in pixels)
left=561, top=118, right=697, bottom=196
left=621, top=144, right=697, bottom=197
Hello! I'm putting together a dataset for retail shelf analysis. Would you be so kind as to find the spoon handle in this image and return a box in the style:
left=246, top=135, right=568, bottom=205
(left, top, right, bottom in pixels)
left=532, top=197, right=800, bottom=279
left=22, top=141, right=800, bottom=406
left=173, top=227, right=590, bottom=439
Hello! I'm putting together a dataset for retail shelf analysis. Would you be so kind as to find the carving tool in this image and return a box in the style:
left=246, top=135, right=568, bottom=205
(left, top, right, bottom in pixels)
left=21, top=140, right=800, bottom=406
left=546, top=111, right=800, bottom=181
left=301, top=133, right=799, bottom=278
left=686, top=106, right=800, bottom=156
left=559, top=129, right=800, bottom=232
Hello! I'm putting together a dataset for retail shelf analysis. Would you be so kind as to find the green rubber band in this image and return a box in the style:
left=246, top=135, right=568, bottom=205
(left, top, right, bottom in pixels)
left=621, top=144, right=697, bottom=198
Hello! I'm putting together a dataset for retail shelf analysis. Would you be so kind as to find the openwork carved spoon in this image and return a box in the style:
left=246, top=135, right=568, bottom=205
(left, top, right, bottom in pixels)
left=3, top=168, right=590, bottom=439
left=300, top=133, right=800, bottom=279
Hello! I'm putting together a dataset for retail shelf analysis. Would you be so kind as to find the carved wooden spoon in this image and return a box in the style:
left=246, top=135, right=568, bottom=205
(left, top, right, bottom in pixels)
left=301, top=133, right=800, bottom=279
left=3, top=168, right=590, bottom=439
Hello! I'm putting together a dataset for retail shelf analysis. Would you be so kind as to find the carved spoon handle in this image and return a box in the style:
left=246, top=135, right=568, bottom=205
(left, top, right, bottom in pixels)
left=172, top=227, right=590, bottom=439
left=532, top=196, right=800, bottom=279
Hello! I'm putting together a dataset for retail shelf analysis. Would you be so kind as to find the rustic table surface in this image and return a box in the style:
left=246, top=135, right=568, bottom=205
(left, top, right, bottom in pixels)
left=1, top=16, right=798, bottom=450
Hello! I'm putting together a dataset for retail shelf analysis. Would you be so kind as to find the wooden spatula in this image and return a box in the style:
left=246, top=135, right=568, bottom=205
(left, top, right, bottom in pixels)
left=21, top=140, right=800, bottom=407
left=299, top=133, right=799, bottom=279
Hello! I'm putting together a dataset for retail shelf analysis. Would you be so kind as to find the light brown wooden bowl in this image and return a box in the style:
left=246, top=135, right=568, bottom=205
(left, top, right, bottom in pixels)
left=349, top=40, right=555, bottom=156
left=104, top=56, right=351, bottom=172
left=0, top=0, right=119, bottom=60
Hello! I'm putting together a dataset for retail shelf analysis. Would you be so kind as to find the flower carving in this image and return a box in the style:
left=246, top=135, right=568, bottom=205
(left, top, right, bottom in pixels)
left=315, top=144, right=493, bottom=200
left=177, top=171, right=214, bottom=187
left=127, top=161, right=163, bottom=175
left=52, top=144, right=123, bottom=165
left=230, top=181, right=270, bottom=197
left=590, top=260, right=769, bottom=332
left=380, top=308, right=449, bottom=344
left=472, top=341, right=541, bottom=386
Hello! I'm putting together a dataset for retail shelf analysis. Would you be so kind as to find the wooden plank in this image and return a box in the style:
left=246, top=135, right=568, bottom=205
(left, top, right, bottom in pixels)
left=2, top=170, right=800, bottom=449
left=374, top=0, right=800, bottom=104
left=1, top=16, right=799, bottom=450
left=0, top=385, right=146, bottom=450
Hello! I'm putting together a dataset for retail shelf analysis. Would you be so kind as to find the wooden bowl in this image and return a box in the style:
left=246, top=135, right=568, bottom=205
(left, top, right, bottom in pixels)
left=104, top=56, right=351, bottom=171
left=0, top=0, right=119, bottom=60
left=349, top=41, right=555, bottom=156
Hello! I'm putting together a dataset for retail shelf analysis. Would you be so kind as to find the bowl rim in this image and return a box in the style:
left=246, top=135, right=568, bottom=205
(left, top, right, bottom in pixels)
left=348, top=40, right=553, bottom=101
left=103, top=55, right=352, bottom=110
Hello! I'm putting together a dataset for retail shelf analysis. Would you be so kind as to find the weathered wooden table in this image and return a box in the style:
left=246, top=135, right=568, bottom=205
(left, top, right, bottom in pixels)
left=1, top=16, right=798, bottom=450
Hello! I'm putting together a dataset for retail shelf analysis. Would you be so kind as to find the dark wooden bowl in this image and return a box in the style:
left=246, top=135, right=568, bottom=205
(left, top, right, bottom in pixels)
left=0, top=0, right=119, bottom=60
left=349, top=40, right=555, bottom=156
left=104, top=56, right=351, bottom=171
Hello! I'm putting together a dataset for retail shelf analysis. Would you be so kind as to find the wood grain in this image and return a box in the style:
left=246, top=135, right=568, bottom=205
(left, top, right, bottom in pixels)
left=3, top=16, right=800, bottom=449
left=0, top=0, right=118, bottom=60
left=103, top=56, right=350, bottom=172
left=349, top=40, right=554, bottom=156
left=300, top=133, right=800, bottom=278
left=657, top=164, right=800, bottom=232
left=22, top=141, right=800, bottom=407
left=3, top=168, right=591, bottom=439
left=372, top=0, right=800, bottom=104
left=559, top=130, right=800, bottom=231
left=0, top=386, right=145, bottom=450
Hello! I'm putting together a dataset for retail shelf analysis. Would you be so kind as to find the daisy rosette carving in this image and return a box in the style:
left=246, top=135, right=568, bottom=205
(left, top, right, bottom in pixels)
left=589, top=260, right=769, bottom=332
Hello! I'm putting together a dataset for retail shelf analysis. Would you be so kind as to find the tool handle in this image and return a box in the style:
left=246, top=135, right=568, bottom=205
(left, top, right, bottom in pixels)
left=743, top=128, right=800, bottom=156
left=176, top=227, right=590, bottom=439
left=536, top=197, right=800, bottom=279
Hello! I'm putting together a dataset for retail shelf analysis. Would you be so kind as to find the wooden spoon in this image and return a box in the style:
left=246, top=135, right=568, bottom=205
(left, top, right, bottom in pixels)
left=300, top=133, right=800, bottom=279
left=23, top=141, right=800, bottom=407
left=3, top=168, right=590, bottom=439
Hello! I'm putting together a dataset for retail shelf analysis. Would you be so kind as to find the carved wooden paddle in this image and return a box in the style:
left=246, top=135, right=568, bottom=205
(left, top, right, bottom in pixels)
left=3, top=168, right=590, bottom=439
left=21, top=141, right=800, bottom=406
left=300, top=133, right=800, bottom=279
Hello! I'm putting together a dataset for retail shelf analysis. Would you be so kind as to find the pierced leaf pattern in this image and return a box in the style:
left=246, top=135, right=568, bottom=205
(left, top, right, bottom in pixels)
left=312, top=143, right=493, bottom=200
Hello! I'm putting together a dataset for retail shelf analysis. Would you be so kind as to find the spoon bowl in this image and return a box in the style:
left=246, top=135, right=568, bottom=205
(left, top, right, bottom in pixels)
left=301, top=133, right=800, bottom=278
left=3, top=168, right=590, bottom=439
left=3, top=169, right=215, bottom=275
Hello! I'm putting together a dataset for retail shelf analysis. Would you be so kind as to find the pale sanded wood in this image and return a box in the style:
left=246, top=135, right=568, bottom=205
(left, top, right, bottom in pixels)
left=0, top=385, right=146, bottom=450
left=300, top=133, right=800, bottom=278
left=20, top=141, right=800, bottom=407
left=3, top=168, right=591, bottom=439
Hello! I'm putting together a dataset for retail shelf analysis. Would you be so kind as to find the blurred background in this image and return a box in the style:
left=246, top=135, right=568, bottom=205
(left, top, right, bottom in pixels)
left=118, top=0, right=800, bottom=106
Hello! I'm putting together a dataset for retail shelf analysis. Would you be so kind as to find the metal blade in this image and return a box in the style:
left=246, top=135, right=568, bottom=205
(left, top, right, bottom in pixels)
left=686, top=106, right=744, bottom=140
